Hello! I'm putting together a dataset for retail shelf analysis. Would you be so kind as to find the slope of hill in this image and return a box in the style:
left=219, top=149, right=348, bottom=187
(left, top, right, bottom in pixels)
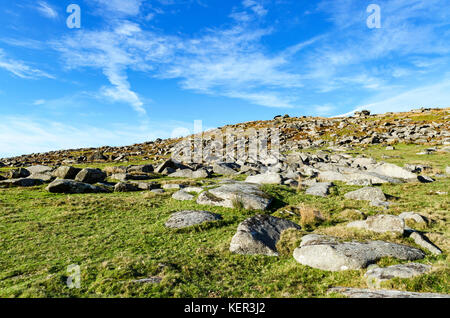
left=0, top=108, right=448, bottom=298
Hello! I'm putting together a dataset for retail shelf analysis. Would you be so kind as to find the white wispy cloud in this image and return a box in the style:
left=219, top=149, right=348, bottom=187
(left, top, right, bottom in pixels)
left=36, top=1, right=58, bottom=19
left=0, top=49, right=53, bottom=79
left=339, top=78, right=450, bottom=116
left=92, top=0, right=143, bottom=16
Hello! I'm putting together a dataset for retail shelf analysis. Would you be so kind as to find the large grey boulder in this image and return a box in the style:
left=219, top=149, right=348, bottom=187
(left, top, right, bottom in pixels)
left=26, top=165, right=53, bottom=175
left=46, top=179, right=109, bottom=194
left=27, top=173, right=55, bottom=183
left=328, top=287, right=450, bottom=298
left=197, top=181, right=272, bottom=210
left=212, top=163, right=239, bottom=175
left=169, top=168, right=210, bottom=179
left=293, top=234, right=425, bottom=271
left=230, top=215, right=301, bottom=256
left=0, top=178, right=44, bottom=188
left=75, top=168, right=106, bottom=184
left=347, top=215, right=405, bottom=234
left=165, top=210, right=222, bottom=229
left=114, top=182, right=141, bottom=192
left=365, top=263, right=431, bottom=282
left=344, top=187, right=387, bottom=202
left=127, top=164, right=154, bottom=173
left=53, top=166, right=81, bottom=179
left=7, top=168, right=30, bottom=179
left=305, top=182, right=333, bottom=197
left=172, top=190, right=194, bottom=201
left=245, top=172, right=282, bottom=185
left=369, top=163, right=417, bottom=181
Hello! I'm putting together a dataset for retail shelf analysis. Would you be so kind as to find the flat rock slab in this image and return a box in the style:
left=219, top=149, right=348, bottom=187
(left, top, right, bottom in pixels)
left=328, top=287, right=450, bottom=298
left=0, top=178, right=44, bottom=188
left=165, top=210, right=222, bottom=229
left=399, top=212, right=427, bottom=224
left=46, top=179, right=110, bottom=194
left=245, top=172, right=282, bottom=185
left=409, top=231, right=442, bottom=255
left=230, top=214, right=301, bottom=256
left=305, top=182, right=333, bottom=197
left=344, top=187, right=387, bottom=202
left=369, top=163, right=418, bottom=181
left=197, top=181, right=272, bottom=210
left=347, top=215, right=405, bottom=234
left=293, top=234, right=425, bottom=271
left=25, top=165, right=53, bottom=174
left=172, top=190, right=194, bottom=201
left=365, top=263, right=431, bottom=282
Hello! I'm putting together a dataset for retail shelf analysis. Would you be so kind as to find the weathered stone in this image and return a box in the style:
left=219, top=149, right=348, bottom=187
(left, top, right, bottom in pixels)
left=365, top=263, right=431, bottom=282
left=127, top=164, right=154, bottom=173
left=409, top=231, right=442, bottom=255
left=328, top=287, right=450, bottom=298
left=369, top=163, right=417, bottom=180
left=26, top=165, right=53, bottom=174
left=399, top=212, right=427, bottom=224
left=165, top=210, right=222, bottom=229
left=344, top=187, right=387, bottom=202
left=114, top=182, right=141, bottom=192
left=197, top=181, right=272, bottom=210
left=8, top=168, right=30, bottom=179
left=347, top=215, right=405, bottom=234
left=172, top=190, right=194, bottom=201
left=305, top=182, right=333, bottom=197
left=0, top=178, right=44, bottom=188
left=46, top=179, right=109, bottom=194
left=230, top=215, right=301, bottom=256
left=212, top=163, right=239, bottom=175
left=183, top=186, right=203, bottom=193
left=75, top=168, right=106, bottom=184
left=162, top=183, right=182, bottom=190
left=53, top=166, right=81, bottom=179
left=293, top=234, right=425, bottom=271
left=245, top=172, right=282, bottom=185
left=28, top=173, right=55, bottom=182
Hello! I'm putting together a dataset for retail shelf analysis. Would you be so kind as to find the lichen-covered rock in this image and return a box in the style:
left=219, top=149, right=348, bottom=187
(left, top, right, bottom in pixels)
left=197, top=181, right=272, bottom=210
left=230, top=215, right=301, bottom=256
left=365, top=263, right=431, bottom=282
left=53, top=166, right=81, bottom=179
left=46, top=179, right=110, bottom=194
left=347, top=215, right=405, bottom=234
left=75, top=168, right=106, bottom=184
left=293, top=234, right=425, bottom=271
left=165, top=210, right=222, bottom=229
left=344, top=187, right=387, bottom=202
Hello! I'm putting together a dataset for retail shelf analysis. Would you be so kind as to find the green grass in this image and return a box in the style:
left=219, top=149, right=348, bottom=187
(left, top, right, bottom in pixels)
left=0, top=144, right=449, bottom=298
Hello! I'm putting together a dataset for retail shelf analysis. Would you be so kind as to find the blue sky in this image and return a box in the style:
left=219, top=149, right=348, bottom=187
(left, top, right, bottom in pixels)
left=0, top=0, right=449, bottom=157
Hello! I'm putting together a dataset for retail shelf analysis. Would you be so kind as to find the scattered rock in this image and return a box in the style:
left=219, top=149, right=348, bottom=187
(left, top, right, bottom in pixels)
left=409, top=231, right=442, bottom=255
left=7, top=168, right=30, bottom=179
left=130, top=277, right=162, bottom=284
left=305, top=182, right=333, bottom=197
left=365, top=263, right=431, bottom=282
left=46, top=179, right=110, bottom=194
left=114, top=182, right=141, bottom=192
left=165, top=210, right=222, bottom=229
left=183, top=186, right=203, bottom=193
left=26, top=165, right=53, bottom=174
left=293, top=234, right=425, bottom=271
left=212, top=163, right=239, bottom=175
left=399, top=212, right=428, bottom=224
left=197, top=181, right=272, bottom=210
left=245, top=172, right=282, bottom=185
left=344, top=187, right=387, bottom=202
left=75, top=168, right=106, bottom=184
left=53, top=166, right=81, bottom=179
left=347, top=215, right=405, bottom=234
left=0, top=178, right=44, bottom=188
left=328, top=287, right=450, bottom=298
left=230, top=214, right=301, bottom=256
left=369, top=163, right=417, bottom=181
left=162, top=183, right=182, bottom=190
left=172, top=190, right=194, bottom=201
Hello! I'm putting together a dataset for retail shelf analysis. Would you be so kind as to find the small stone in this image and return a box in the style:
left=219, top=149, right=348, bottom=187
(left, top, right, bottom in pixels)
left=165, top=210, right=222, bottom=229
left=344, top=187, right=387, bottom=202
left=172, top=190, right=194, bottom=201
left=365, top=263, right=431, bottom=282
left=305, top=182, right=333, bottom=197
